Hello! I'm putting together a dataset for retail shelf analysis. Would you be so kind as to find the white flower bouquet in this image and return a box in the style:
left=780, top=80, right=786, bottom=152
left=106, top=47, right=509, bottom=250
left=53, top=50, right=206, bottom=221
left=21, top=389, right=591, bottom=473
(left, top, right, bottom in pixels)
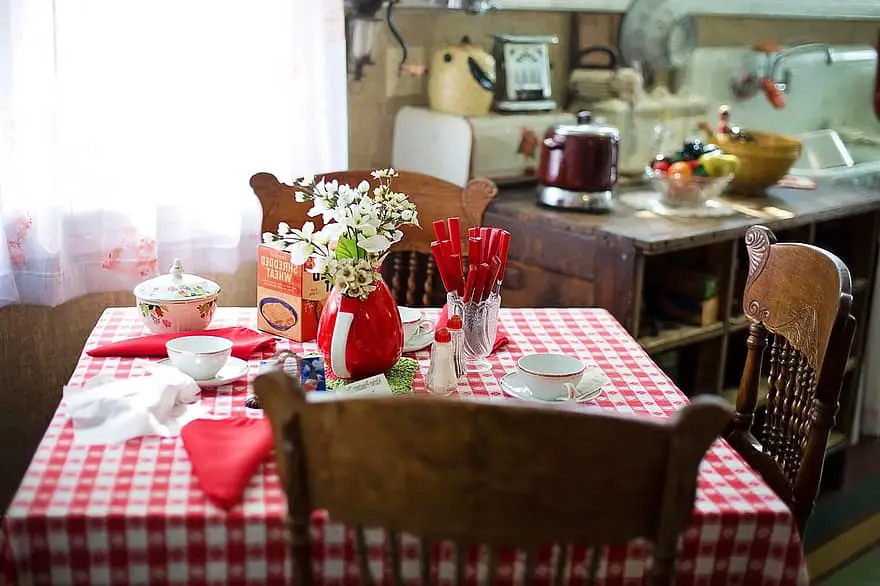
left=262, top=169, right=420, bottom=301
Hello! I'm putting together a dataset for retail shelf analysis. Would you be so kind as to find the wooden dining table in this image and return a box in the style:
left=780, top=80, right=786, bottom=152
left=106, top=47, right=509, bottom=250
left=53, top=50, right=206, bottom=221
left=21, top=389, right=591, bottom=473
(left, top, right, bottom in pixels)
left=1, top=306, right=810, bottom=586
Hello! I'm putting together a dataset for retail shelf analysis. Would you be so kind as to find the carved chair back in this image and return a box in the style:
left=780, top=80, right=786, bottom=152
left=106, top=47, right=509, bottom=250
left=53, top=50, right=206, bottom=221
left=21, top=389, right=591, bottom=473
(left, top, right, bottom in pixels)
left=254, top=368, right=732, bottom=586
left=250, top=171, right=498, bottom=307
left=728, top=225, right=856, bottom=536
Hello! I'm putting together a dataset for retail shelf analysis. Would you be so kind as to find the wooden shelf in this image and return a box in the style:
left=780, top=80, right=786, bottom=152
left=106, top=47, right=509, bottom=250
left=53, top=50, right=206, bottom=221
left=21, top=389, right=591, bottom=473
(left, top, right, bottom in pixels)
left=827, top=431, right=848, bottom=455
left=721, top=357, right=857, bottom=408
left=729, top=315, right=750, bottom=333
left=721, top=383, right=766, bottom=409
left=721, top=386, right=742, bottom=407
left=638, top=322, right=725, bottom=354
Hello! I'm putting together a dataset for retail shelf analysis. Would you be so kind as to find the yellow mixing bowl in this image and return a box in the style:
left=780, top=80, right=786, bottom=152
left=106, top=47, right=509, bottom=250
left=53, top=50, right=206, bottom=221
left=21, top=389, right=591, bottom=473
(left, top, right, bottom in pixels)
left=702, top=125, right=802, bottom=195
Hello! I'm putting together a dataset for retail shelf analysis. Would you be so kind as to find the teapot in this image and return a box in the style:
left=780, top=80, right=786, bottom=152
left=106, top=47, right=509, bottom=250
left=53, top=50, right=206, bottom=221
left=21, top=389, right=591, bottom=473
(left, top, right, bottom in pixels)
left=427, top=36, right=495, bottom=117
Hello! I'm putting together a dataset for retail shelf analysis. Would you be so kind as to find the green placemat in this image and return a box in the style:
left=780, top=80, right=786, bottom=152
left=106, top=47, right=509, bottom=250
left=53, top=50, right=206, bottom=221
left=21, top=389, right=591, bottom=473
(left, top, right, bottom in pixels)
left=326, top=357, right=418, bottom=396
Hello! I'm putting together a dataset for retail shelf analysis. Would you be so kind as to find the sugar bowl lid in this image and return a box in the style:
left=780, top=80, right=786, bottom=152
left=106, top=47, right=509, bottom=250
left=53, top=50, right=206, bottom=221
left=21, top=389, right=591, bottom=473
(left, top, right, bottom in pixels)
left=133, top=259, right=221, bottom=303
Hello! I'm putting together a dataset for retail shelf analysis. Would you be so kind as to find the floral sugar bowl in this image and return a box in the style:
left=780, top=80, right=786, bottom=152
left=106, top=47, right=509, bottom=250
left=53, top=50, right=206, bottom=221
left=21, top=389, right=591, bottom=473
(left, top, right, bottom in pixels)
left=133, top=259, right=221, bottom=333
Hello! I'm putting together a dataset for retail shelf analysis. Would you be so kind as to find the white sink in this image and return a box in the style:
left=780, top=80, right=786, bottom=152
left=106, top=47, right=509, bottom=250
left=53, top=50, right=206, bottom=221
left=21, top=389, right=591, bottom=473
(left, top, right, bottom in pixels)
left=790, top=159, right=880, bottom=180
left=789, top=130, right=880, bottom=180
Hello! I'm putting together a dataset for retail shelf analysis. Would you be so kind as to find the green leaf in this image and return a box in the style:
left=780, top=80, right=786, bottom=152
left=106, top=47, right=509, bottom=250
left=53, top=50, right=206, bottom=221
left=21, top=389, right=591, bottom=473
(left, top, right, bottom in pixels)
left=335, top=236, right=358, bottom=260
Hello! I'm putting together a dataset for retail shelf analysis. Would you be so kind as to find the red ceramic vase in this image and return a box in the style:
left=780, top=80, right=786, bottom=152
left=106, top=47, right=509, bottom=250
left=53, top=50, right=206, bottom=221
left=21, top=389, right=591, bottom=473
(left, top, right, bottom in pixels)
left=317, top=278, right=403, bottom=380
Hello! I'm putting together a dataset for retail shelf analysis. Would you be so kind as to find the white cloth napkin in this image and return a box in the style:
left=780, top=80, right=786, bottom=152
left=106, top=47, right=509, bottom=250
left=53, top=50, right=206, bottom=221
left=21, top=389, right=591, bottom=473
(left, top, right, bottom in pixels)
left=63, top=360, right=205, bottom=445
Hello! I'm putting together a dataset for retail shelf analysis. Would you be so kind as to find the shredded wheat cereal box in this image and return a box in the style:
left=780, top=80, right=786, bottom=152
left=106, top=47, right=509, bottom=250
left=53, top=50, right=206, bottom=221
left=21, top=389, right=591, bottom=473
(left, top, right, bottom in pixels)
left=256, top=244, right=330, bottom=342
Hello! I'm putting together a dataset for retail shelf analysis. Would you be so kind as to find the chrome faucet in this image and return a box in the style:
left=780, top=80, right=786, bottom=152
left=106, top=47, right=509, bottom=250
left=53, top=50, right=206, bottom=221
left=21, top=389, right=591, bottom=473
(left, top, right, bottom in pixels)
left=767, top=43, right=833, bottom=94
left=730, top=43, right=834, bottom=108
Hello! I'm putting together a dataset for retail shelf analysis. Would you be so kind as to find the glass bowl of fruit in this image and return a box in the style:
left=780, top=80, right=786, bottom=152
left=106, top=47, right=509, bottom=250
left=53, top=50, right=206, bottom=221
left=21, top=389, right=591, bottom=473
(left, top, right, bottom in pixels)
left=648, top=139, right=741, bottom=208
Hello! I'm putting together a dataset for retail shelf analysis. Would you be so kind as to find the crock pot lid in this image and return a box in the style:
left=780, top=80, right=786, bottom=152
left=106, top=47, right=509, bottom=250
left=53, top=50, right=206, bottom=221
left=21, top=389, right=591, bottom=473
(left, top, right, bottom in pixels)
left=133, top=258, right=221, bottom=302
left=553, top=111, right=620, bottom=138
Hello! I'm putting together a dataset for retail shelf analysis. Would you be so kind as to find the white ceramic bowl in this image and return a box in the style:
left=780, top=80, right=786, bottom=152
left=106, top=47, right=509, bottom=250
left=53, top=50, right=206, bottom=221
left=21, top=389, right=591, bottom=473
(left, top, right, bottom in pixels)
left=166, top=335, right=232, bottom=380
left=517, top=353, right=585, bottom=401
left=134, top=259, right=221, bottom=333
left=136, top=296, right=219, bottom=334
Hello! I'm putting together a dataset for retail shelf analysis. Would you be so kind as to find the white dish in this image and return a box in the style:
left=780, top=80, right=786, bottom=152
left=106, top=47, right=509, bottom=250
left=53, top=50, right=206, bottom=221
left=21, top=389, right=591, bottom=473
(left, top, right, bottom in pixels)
left=402, top=322, right=435, bottom=353
left=158, top=356, right=248, bottom=388
left=517, top=353, right=586, bottom=401
left=794, top=129, right=854, bottom=171
left=500, top=371, right=604, bottom=404
left=165, top=335, right=232, bottom=380
left=398, top=306, right=434, bottom=342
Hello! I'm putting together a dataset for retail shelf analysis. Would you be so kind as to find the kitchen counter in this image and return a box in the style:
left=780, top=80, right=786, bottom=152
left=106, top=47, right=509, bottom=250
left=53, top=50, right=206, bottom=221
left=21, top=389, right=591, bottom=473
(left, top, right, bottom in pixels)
left=486, top=180, right=880, bottom=255
left=483, top=179, right=880, bottom=323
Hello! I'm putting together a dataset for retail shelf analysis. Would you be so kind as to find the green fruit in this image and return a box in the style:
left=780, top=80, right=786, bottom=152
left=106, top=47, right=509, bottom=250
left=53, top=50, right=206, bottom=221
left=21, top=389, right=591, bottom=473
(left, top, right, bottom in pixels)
left=699, top=153, right=740, bottom=177
left=699, top=156, right=726, bottom=177
left=719, top=154, right=741, bottom=174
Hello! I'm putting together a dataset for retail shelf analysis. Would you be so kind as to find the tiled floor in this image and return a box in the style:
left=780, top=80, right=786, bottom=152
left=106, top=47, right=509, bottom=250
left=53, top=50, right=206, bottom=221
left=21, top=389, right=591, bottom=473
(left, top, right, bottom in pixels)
left=806, top=438, right=880, bottom=585
left=843, top=436, right=880, bottom=486
left=820, top=547, right=880, bottom=586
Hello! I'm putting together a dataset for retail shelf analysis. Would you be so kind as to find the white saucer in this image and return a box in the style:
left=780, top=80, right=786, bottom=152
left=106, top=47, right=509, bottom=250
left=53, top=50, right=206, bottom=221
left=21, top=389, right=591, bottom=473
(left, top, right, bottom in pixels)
left=500, top=371, right=604, bottom=404
left=158, top=357, right=249, bottom=388
left=402, top=323, right=435, bottom=353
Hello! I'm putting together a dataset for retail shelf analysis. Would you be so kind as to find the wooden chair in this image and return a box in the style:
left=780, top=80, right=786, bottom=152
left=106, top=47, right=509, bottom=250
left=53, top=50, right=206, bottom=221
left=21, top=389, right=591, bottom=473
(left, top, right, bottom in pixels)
left=727, top=225, right=856, bottom=536
left=250, top=171, right=498, bottom=307
left=254, top=368, right=733, bottom=586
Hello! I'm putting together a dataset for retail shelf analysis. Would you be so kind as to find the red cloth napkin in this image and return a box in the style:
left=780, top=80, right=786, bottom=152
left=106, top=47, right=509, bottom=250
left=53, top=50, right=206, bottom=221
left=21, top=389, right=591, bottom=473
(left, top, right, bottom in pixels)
left=86, top=327, right=276, bottom=360
left=180, top=417, right=274, bottom=510
left=436, top=304, right=509, bottom=352
left=778, top=175, right=817, bottom=190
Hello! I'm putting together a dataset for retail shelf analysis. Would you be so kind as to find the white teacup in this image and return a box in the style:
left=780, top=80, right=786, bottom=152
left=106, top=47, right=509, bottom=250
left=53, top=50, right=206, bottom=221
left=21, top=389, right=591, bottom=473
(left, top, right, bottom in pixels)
left=398, top=306, right=433, bottom=343
left=165, top=335, right=233, bottom=380
left=517, top=353, right=586, bottom=401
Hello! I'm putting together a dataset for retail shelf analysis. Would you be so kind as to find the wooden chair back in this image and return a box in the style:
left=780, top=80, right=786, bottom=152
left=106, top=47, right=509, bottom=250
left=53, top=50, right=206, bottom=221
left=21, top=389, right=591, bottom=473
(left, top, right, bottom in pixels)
left=250, top=171, right=498, bottom=307
left=728, top=225, right=856, bottom=536
left=254, top=369, right=733, bottom=586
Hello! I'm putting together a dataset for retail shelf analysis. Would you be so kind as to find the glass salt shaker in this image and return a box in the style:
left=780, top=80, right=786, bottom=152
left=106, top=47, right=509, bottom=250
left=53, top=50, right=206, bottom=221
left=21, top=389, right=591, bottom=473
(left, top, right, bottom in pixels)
left=426, top=327, right=457, bottom=396
left=447, top=314, right=466, bottom=380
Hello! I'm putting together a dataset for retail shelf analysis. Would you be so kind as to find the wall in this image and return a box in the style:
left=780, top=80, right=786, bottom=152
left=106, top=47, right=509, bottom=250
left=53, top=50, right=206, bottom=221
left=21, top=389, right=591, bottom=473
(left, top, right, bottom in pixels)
left=347, top=10, right=572, bottom=169
left=348, top=11, right=879, bottom=169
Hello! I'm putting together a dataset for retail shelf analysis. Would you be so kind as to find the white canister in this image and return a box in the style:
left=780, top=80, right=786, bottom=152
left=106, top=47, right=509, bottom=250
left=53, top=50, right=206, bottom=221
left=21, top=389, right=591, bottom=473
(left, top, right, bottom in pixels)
left=678, top=87, right=710, bottom=144
left=591, top=94, right=672, bottom=177
left=649, top=86, right=677, bottom=152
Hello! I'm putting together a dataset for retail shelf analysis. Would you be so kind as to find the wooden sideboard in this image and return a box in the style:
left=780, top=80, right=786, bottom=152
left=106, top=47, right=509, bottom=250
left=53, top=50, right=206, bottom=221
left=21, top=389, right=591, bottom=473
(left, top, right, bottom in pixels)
left=484, top=181, right=880, bottom=490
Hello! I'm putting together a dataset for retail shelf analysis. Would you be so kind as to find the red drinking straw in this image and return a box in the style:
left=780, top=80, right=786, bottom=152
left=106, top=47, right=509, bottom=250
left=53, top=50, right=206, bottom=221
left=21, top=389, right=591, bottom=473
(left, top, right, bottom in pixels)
left=485, top=255, right=501, bottom=299
left=449, top=253, right=464, bottom=295
left=497, top=230, right=511, bottom=282
left=430, top=241, right=452, bottom=293
left=432, top=219, right=448, bottom=242
left=468, top=236, right=482, bottom=267
left=463, top=265, right=478, bottom=302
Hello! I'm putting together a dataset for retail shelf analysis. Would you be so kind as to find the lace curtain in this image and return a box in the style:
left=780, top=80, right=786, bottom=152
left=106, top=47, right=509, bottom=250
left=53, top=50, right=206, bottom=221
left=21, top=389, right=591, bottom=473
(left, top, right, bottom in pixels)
left=0, top=0, right=348, bottom=306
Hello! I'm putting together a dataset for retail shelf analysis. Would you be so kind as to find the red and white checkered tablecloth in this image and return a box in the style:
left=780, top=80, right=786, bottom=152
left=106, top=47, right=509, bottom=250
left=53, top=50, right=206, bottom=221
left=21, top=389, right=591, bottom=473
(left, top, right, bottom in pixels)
left=1, top=307, right=809, bottom=586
